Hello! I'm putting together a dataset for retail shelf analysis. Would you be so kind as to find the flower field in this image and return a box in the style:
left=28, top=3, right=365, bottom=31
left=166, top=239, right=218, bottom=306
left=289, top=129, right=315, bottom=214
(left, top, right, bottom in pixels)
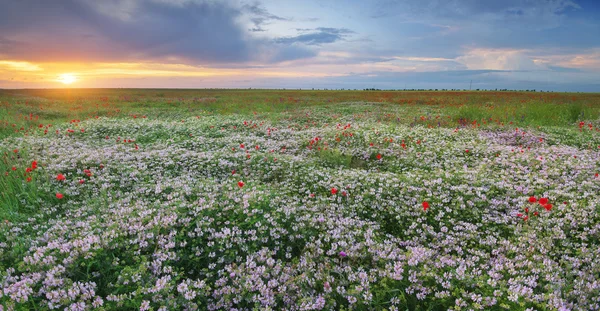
left=1, top=89, right=600, bottom=310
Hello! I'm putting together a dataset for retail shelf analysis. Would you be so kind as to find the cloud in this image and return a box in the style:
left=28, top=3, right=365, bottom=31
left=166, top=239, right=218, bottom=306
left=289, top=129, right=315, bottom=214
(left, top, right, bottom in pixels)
left=0, top=61, right=42, bottom=72
left=456, top=49, right=545, bottom=71
left=274, top=27, right=354, bottom=46
left=372, top=0, right=580, bottom=22
left=0, top=0, right=312, bottom=64
left=242, top=2, right=290, bottom=32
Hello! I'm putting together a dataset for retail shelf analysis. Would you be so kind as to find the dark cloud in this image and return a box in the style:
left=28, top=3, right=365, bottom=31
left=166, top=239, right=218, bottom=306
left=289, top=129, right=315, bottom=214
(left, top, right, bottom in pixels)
left=242, top=2, right=289, bottom=30
left=275, top=27, right=354, bottom=45
left=372, top=0, right=580, bottom=20
left=0, top=0, right=311, bottom=64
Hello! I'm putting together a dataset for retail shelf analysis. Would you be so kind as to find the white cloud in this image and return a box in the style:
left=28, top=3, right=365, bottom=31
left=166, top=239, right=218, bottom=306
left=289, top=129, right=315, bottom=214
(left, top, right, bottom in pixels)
left=455, top=49, right=545, bottom=70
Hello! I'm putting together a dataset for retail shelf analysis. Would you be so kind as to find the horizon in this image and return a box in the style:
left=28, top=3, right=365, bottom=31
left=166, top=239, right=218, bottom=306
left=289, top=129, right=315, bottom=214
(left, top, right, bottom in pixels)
left=1, top=0, right=599, bottom=91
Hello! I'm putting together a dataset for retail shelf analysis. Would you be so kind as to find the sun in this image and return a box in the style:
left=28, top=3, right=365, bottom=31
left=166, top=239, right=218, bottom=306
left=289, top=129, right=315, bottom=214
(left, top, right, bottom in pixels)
left=58, top=73, right=78, bottom=85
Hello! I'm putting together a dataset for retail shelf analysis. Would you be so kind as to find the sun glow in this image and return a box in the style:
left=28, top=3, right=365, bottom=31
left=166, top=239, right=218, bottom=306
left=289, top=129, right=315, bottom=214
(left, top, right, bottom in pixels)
left=58, top=73, right=78, bottom=85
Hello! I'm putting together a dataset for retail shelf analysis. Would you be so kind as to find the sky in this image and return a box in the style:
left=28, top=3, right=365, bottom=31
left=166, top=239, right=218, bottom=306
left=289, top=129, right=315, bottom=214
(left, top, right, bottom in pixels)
left=0, top=0, right=599, bottom=91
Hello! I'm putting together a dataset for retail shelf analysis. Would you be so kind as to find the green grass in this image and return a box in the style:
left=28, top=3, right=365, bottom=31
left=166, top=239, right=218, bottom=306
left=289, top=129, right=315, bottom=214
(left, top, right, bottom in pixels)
left=0, top=149, right=44, bottom=222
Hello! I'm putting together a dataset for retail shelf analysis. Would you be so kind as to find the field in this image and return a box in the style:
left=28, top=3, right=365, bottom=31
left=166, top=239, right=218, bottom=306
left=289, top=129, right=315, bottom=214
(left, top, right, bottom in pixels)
left=1, top=89, right=600, bottom=310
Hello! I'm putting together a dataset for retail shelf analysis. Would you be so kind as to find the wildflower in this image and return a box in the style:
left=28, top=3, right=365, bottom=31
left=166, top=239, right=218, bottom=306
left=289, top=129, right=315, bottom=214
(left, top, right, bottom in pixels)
left=331, top=188, right=338, bottom=195
left=376, top=153, right=382, bottom=160
left=543, top=204, right=552, bottom=211
left=56, top=174, right=66, bottom=181
left=528, top=196, right=537, bottom=203
left=56, top=193, right=64, bottom=199
left=237, top=181, right=245, bottom=188
left=339, top=251, right=347, bottom=257
left=539, top=198, right=549, bottom=205
left=422, top=201, right=430, bottom=211
left=31, top=161, right=37, bottom=169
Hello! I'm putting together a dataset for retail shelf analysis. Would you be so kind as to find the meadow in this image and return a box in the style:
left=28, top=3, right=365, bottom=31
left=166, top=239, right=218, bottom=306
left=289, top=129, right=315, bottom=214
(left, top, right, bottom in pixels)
left=1, top=89, right=600, bottom=310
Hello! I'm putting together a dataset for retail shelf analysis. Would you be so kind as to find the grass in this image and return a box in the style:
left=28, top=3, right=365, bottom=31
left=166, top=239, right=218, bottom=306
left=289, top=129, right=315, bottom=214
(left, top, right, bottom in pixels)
left=0, top=89, right=599, bottom=310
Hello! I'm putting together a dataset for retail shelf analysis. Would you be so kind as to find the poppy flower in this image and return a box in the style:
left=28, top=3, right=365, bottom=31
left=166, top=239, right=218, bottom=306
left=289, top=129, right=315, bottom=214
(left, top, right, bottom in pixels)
left=331, top=188, right=338, bottom=195
left=539, top=198, right=549, bottom=205
left=422, top=201, right=430, bottom=211
left=528, top=196, right=537, bottom=203
left=26, top=177, right=32, bottom=182
left=56, top=174, right=66, bottom=181
left=79, top=179, right=85, bottom=184
left=31, top=161, right=37, bottom=169
left=240, top=144, right=245, bottom=149
left=13, top=149, right=18, bottom=153
left=237, top=181, right=245, bottom=188
left=543, top=204, right=552, bottom=211
left=376, top=154, right=382, bottom=160
left=11, top=166, right=16, bottom=171
left=56, top=193, right=64, bottom=199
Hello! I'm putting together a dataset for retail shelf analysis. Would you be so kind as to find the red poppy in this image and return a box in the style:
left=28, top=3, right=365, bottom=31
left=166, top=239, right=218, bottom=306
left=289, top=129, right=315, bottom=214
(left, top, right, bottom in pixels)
left=25, top=167, right=32, bottom=173
left=13, top=149, right=18, bottom=153
left=232, top=170, right=236, bottom=175
left=31, top=161, right=37, bottom=169
left=56, top=193, right=64, bottom=199
left=543, top=204, right=552, bottom=211
left=240, top=143, right=245, bottom=149
left=56, top=174, right=66, bottom=181
left=331, top=188, right=338, bottom=195
left=11, top=166, right=16, bottom=171
left=26, top=177, right=32, bottom=182
left=79, top=179, right=85, bottom=184
left=376, top=154, right=382, bottom=160
left=422, top=201, right=430, bottom=211
left=238, top=181, right=245, bottom=188
left=465, top=149, right=469, bottom=153
left=539, top=198, right=548, bottom=205
left=528, top=196, right=537, bottom=203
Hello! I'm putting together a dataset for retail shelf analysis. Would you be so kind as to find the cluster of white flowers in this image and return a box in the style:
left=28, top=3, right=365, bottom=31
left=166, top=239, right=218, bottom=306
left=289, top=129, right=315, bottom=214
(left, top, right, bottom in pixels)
left=1, top=102, right=599, bottom=310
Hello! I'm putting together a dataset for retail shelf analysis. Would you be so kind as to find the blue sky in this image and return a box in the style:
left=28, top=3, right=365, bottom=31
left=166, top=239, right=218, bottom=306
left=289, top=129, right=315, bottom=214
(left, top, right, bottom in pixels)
left=0, top=0, right=599, bottom=91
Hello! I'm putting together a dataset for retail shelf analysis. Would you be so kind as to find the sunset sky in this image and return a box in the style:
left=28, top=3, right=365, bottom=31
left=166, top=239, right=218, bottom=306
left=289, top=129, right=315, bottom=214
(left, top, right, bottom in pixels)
left=1, top=0, right=599, bottom=91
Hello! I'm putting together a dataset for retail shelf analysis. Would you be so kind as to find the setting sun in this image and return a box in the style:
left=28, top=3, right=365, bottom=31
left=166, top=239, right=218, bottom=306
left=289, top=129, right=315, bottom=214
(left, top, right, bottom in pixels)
left=58, top=73, right=77, bottom=85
